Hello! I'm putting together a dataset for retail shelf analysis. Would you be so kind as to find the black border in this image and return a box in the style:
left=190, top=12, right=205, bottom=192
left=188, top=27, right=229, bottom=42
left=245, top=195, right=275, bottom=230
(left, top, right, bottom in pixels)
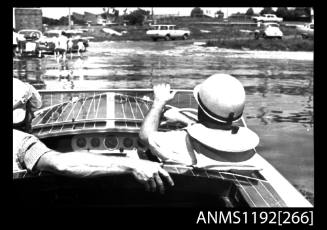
left=6, top=0, right=320, bottom=228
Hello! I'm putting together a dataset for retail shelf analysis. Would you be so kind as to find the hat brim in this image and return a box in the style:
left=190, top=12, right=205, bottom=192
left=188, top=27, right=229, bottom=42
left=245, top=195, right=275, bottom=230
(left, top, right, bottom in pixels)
left=187, top=123, right=259, bottom=152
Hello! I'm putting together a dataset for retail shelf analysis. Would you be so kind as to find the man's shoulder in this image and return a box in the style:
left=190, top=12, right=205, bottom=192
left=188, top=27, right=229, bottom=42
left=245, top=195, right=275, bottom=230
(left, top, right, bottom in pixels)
left=151, top=129, right=188, bottom=139
left=149, top=129, right=189, bottom=149
left=13, top=78, right=25, bottom=86
left=148, top=129, right=196, bottom=164
left=13, top=78, right=29, bottom=97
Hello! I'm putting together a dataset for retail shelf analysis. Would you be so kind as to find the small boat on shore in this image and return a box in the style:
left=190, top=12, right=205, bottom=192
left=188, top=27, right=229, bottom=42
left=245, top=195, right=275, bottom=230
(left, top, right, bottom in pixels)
left=13, top=89, right=313, bottom=207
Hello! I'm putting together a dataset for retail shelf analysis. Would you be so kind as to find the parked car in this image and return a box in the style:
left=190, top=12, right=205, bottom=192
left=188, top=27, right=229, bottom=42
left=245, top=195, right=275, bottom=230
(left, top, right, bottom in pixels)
left=41, top=30, right=62, bottom=53
left=252, top=14, right=283, bottom=23
left=17, top=29, right=42, bottom=41
left=17, top=29, right=54, bottom=55
left=296, top=23, right=314, bottom=39
left=146, top=24, right=191, bottom=41
left=254, top=23, right=283, bottom=39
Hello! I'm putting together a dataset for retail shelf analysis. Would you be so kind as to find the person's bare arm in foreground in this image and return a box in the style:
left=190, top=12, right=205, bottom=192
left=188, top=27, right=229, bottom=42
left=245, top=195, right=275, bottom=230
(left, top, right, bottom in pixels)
left=36, top=151, right=174, bottom=194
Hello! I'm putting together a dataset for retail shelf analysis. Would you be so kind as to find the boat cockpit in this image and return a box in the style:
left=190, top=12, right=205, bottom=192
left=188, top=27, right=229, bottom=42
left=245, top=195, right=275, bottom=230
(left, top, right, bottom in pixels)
left=13, top=89, right=312, bottom=208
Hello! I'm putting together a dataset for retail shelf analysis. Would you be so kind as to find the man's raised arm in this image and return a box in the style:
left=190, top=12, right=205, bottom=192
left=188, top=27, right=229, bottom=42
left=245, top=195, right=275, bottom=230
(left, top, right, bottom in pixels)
left=139, top=84, right=176, bottom=145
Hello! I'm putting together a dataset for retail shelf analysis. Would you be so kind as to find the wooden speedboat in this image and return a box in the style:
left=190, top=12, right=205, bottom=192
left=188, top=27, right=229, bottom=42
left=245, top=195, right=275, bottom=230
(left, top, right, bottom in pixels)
left=13, top=89, right=313, bottom=207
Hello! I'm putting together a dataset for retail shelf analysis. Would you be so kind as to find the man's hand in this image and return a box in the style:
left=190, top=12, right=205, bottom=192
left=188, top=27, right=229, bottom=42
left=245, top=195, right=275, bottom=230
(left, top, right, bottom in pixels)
left=131, top=159, right=174, bottom=194
left=153, top=84, right=176, bottom=105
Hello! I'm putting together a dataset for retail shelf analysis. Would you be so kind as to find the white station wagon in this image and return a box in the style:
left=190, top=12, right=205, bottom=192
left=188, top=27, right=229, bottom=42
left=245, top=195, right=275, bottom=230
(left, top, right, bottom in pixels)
left=297, top=23, right=314, bottom=39
left=146, top=24, right=191, bottom=41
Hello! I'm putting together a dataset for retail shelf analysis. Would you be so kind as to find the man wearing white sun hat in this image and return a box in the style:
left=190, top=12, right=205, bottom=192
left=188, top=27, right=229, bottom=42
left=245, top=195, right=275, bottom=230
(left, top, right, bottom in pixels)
left=139, top=74, right=260, bottom=166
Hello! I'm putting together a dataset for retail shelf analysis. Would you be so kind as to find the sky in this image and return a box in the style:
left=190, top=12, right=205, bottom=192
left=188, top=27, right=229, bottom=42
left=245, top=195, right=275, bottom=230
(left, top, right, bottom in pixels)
left=41, top=7, right=265, bottom=19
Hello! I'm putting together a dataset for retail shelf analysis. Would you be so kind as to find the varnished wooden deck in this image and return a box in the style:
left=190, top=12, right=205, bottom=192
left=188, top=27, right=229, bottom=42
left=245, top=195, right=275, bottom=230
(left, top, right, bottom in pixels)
left=32, top=90, right=195, bottom=137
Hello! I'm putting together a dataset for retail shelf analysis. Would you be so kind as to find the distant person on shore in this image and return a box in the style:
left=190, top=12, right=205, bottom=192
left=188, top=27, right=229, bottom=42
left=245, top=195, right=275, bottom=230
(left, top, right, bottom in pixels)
left=53, top=34, right=60, bottom=61
left=139, top=74, right=259, bottom=166
left=13, top=78, right=42, bottom=133
left=77, top=39, right=85, bottom=57
left=55, top=31, right=68, bottom=62
left=67, top=35, right=74, bottom=59
left=13, top=129, right=174, bottom=194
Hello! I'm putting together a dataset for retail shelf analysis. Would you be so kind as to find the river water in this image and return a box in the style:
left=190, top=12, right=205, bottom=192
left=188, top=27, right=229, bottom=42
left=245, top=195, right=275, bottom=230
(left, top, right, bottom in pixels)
left=13, top=40, right=314, bottom=203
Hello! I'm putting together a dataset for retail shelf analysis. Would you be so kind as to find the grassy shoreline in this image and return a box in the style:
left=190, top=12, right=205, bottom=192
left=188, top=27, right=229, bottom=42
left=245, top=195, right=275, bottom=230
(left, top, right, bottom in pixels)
left=86, top=25, right=313, bottom=51
left=50, top=20, right=313, bottom=51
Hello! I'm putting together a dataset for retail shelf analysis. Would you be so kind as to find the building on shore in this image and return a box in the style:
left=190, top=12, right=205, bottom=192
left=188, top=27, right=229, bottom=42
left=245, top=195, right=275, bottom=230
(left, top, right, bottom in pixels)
left=72, top=12, right=84, bottom=22
left=84, top=12, right=98, bottom=25
left=14, top=8, right=43, bottom=31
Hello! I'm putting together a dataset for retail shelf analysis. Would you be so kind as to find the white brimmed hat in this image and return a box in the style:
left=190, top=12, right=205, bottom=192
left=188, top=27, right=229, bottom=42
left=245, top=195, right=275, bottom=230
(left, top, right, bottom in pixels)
left=193, top=74, right=245, bottom=123
left=187, top=123, right=259, bottom=153
left=189, top=74, right=259, bottom=153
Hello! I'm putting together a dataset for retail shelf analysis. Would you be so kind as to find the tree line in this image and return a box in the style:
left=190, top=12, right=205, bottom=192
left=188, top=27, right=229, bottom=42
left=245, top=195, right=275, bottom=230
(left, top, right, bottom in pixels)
left=248, top=7, right=312, bottom=21
left=190, top=7, right=312, bottom=21
left=42, top=8, right=151, bottom=26
left=43, top=7, right=312, bottom=26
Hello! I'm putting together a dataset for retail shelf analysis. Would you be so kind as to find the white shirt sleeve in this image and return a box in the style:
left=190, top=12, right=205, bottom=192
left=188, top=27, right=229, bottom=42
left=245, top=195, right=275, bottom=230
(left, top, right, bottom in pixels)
left=13, top=78, right=42, bottom=111
left=147, top=130, right=197, bottom=165
left=26, top=84, right=42, bottom=110
left=13, top=129, right=51, bottom=172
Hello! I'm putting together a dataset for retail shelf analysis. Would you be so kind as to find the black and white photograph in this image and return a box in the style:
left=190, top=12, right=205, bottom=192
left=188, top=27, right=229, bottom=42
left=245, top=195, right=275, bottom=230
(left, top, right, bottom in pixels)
left=13, top=7, right=314, bottom=212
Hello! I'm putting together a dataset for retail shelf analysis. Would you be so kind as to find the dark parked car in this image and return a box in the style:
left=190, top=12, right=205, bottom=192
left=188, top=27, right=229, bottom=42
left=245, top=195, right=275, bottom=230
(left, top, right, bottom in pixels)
left=17, top=29, right=54, bottom=56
